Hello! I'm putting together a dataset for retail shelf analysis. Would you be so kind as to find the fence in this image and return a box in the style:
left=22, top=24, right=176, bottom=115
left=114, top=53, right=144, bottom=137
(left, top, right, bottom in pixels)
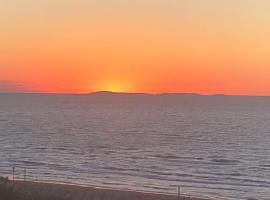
left=0, top=166, right=222, bottom=200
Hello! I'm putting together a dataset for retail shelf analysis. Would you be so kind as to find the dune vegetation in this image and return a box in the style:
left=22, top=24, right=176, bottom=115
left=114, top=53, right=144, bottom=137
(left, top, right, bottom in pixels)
left=0, top=177, right=67, bottom=200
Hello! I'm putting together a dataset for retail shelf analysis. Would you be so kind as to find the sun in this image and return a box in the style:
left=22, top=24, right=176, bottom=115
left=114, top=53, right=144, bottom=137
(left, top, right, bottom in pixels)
left=94, top=80, right=132, bottom=93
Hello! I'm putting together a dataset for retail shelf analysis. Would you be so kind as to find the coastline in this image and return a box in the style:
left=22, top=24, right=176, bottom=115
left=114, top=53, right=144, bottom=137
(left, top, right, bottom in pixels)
left=14, top=180, right=218, bottom=200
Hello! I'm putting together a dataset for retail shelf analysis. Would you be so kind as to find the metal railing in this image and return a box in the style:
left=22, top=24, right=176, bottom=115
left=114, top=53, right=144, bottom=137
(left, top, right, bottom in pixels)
left=0, top=166, right=223, bottom=200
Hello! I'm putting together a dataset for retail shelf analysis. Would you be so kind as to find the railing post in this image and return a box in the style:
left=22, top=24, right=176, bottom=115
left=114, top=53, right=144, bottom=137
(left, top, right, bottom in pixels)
left=12, top=166, right=15, bottom=184
left=178, top=185, right=180, bottom=200
left=24, top=168, right=26, bottom=181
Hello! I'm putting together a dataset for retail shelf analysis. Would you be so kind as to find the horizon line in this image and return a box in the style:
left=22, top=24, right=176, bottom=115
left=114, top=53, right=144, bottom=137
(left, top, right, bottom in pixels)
left=0, top=91, right=270, bottom=97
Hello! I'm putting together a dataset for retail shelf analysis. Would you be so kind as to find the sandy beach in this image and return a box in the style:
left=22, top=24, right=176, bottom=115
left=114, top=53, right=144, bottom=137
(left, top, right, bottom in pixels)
left=14, top=181, right=215, bottom=200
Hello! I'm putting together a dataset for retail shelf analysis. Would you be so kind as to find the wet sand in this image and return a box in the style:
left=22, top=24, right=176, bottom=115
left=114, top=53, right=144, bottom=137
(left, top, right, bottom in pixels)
left=15, top=181, right=216, bottom=200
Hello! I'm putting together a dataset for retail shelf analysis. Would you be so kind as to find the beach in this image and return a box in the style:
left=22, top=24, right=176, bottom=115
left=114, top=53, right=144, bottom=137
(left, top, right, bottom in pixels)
left=14, top=181, right=214, bottom=200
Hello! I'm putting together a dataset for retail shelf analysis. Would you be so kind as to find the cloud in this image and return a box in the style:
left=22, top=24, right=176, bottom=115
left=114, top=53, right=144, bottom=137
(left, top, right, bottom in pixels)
left=0, top=81, right=31, bottom=93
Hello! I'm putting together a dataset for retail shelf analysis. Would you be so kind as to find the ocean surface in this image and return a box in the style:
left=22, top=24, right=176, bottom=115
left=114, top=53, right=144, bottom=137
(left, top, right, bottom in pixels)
left=0, top=93, right=270, bottom=200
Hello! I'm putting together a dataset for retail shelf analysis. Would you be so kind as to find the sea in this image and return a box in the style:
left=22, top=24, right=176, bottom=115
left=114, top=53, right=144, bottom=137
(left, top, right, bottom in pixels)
left=0, top=93, right=270, bottom=200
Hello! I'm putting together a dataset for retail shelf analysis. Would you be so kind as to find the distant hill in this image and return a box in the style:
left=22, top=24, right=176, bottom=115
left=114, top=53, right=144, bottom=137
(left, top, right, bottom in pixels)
left=89, top=91, right=203, bottom=97
left=90, top=91, right=153, bottom=96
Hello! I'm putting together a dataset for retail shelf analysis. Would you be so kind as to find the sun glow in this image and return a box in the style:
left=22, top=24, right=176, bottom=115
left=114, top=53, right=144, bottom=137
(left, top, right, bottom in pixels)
left=93, top=81, right=132, bottom=93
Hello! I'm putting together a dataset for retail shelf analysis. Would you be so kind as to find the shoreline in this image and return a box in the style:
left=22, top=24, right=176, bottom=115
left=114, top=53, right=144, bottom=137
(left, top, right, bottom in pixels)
left=13, top=180, right=219, bottom=200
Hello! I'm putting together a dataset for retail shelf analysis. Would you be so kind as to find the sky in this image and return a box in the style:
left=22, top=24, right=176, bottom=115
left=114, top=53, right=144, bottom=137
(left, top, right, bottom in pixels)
left=1, top=0, right=270, bottom=95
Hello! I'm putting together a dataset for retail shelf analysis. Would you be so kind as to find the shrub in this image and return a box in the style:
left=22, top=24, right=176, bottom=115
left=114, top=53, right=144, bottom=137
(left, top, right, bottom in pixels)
left=0, top=177, right=22, bottom=200
left=0, top=177, right=68, bottom=200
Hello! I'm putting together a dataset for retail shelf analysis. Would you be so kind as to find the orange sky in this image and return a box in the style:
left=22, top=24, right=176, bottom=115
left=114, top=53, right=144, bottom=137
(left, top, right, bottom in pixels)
left=1, top=0, right=270, bottom=95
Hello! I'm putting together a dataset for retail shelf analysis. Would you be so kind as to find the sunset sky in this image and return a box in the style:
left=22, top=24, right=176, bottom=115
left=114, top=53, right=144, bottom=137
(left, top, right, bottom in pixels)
left=1, top=0, right=270, bottom=95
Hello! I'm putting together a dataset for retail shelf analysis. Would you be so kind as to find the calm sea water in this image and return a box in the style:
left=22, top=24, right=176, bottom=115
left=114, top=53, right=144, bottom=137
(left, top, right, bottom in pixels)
left=0, top=93, right=270, bottom=200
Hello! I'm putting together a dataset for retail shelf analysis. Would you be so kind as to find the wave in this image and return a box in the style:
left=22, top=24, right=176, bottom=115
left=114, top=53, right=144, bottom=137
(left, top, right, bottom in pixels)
left=211, top=159, right=240, bottom=165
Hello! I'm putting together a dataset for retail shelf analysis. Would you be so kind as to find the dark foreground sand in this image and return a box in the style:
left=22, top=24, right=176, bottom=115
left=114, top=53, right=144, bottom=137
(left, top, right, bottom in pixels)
left=14, top=181, right=217, bottom=200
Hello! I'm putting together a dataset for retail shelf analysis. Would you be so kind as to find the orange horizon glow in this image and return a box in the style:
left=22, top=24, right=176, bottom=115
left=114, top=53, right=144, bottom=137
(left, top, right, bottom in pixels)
left=1, top=1, right=270, bottom=96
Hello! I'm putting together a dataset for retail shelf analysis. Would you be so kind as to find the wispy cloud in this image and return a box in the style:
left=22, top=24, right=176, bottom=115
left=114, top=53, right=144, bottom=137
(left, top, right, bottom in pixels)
left=0, top=80, right=32, bottom=93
